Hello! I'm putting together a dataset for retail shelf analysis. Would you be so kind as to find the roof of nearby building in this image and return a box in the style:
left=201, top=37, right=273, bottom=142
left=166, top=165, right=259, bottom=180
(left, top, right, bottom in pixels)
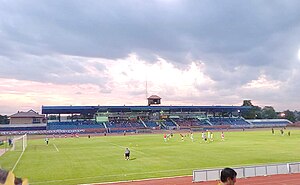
left=10, top=110, right=44, bottom=118
left=147, top=95, right=161, bottom=99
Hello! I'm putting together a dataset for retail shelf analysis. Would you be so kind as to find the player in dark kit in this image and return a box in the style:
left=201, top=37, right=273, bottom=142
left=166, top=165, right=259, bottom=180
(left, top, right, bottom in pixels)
left=124, top=148, right=130, bottom=160
left=8, top=138, right=12, bottom=146
left=0, top=168, right=28, bottom=185
left=280, top=129, right=284, bottom=136
left=180, top=133, right=184, bottom=141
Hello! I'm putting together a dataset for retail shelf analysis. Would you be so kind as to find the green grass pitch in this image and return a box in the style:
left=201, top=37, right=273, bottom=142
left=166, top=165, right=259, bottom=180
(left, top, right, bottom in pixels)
left=1, top=129, right=300, bottom=185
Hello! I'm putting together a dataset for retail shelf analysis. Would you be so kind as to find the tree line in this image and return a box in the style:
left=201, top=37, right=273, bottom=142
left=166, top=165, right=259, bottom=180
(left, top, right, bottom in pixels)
left=0, top=115, right=9, bottom=124
left=241, top=100, right=299, bottom=123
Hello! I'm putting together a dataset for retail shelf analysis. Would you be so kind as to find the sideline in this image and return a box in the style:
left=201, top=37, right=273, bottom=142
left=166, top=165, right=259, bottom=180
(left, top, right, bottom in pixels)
left=12, top=149, right=25, bottom=172
left=30, top=168, right=194, bottom=184
left=0, top=149, right=6, bottom=157
left=79, top=175, right=192, bottom=185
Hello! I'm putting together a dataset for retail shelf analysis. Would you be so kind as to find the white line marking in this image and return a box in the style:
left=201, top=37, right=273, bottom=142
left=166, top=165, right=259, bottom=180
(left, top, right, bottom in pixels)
left=12, top=150, right=25, bottom=172
left=80, top=175, right=193, bottom=185
left=53, top=144, right=59, bottom=152
left=30, top=168, right=194, bottom=184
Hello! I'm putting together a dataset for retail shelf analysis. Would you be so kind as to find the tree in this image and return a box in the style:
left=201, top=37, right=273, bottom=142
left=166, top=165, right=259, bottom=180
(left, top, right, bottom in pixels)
left=242, top=100, right=253, bottom=106
left=281, top=110, right=296, bottom=123
left=261, top=106, right=277, bottom=119
left=241, top=106, right=262, bottom=119
left=0, top=115, right=9, bottom=124
left=48, top=115, right=57, bottom=120
left=294, top=111, right=300, bottom=122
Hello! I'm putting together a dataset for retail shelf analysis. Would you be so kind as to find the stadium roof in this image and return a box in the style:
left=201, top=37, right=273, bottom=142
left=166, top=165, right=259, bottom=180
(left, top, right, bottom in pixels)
left=42, top=105, right=252, bottom=114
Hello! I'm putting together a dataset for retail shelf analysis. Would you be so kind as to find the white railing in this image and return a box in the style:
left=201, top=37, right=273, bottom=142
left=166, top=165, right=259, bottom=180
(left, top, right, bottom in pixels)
left=193, top=162, right=300, bottom=182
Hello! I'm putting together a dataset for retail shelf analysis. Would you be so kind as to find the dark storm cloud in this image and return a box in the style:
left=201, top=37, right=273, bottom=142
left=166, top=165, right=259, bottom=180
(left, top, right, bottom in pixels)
left=1, top=1, right=299, bottom=62
left=0, top=54, right=108, bottom=85
left=1, top=0, right=300, bottom=109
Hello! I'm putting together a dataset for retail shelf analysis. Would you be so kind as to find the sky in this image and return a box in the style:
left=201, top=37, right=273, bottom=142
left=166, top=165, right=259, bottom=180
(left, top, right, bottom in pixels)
left=1, top=0, right=300, bottom=115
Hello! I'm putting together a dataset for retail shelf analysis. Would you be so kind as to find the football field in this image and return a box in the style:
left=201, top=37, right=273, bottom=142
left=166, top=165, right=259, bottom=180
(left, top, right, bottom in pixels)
left=1, top=129, right=300, bottom=185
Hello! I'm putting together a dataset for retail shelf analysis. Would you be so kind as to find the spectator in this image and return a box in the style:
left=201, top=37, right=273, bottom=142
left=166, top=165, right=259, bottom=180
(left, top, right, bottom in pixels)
left=220, top=167, right=237, bottom=185
left=0, top=168, right=28, bottom=185
left=8, top=138, right=12, bottom=146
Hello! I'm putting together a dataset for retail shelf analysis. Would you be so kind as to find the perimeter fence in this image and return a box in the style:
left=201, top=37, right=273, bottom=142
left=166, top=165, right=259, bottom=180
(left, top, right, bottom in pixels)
left=193, top=162, right=300, bottom=182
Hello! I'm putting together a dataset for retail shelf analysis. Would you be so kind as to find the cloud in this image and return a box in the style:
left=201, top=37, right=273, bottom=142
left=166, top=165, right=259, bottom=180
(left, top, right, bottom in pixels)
left=1, top=1, right=300, bottom=113
left=0, top=54, right=109, bottom=86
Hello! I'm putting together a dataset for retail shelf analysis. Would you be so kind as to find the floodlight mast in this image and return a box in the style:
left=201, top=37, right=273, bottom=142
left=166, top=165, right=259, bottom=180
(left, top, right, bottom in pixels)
left=146, top=79, right=148, bottom=102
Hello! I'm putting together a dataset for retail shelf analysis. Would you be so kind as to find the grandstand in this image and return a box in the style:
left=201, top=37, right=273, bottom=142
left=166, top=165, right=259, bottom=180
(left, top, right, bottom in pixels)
left=209, top=117, right=250, bottom=125
left=0, top=105, right=294, bottom=134
left=105, top=117, right=145, bottom=133
left=143, top=121, right=159, bottom=128
left=40, top=105, right=254, bottom=133
left=47, top=121, right=105, bottom=130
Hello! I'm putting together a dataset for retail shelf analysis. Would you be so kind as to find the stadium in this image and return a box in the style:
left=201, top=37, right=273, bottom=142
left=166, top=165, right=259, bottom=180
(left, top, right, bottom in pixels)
left=1, top=97, right=300, bottom=185
left=2, top=1, right=300, bottom=184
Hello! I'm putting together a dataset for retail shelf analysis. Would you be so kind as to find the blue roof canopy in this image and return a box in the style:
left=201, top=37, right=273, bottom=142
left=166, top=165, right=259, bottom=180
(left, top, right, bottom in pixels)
left=42, top=105, right=251, bottom=114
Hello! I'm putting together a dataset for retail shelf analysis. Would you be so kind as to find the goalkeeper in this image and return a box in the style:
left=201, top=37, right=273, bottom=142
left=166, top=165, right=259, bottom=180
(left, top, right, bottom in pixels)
left=0, top=168, right=28, bottom=185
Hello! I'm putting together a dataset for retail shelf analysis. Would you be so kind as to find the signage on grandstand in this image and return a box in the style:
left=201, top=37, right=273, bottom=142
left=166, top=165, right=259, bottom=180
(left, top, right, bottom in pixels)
left=147, top=95, right=161, bottom=106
